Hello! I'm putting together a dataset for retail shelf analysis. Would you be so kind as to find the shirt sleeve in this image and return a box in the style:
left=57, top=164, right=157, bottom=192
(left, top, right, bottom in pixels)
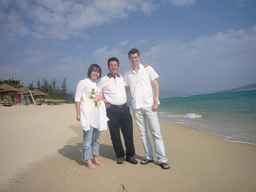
left=74, top=80, right=84, bottom=102
left=123, top=72, right=129, bottom=86
left=97, top=78, right=104, bottom=91
left=146, top=66, right=159, bottom=81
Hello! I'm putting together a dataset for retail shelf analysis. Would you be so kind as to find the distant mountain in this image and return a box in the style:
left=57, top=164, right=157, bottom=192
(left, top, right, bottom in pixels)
left=230, top=83, right=256, bottom=91
left=217, top=83, right=256, bottom=93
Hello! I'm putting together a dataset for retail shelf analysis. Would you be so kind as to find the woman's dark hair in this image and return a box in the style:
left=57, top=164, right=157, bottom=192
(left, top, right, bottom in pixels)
left=87, top=64, right=102, bottom=79
left=107, top=57, right=119, bottom=67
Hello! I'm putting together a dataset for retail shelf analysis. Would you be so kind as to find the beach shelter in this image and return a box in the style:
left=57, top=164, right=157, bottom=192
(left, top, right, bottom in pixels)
left=0, top=83, right=21, bottom=104
left=0, top=86, right=4, bottom=102
left=31, top=89, right=48, bottom=104
left=18, top=87, right=31, bottom=95
left=31, top=89, right=48, bottom=96
left=18, top=87, right=32, bottom=104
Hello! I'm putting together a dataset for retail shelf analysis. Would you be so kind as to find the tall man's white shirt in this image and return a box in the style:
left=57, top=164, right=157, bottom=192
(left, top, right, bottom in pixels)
left=97, top=74, right=127, bottom=105
left=124, top=63, right=159, bottom=109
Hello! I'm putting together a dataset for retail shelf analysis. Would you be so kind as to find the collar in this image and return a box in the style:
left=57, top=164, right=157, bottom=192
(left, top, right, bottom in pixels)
left=132, top=63, right=142, bottom=73
left=107, top=73, right=121, bottom=78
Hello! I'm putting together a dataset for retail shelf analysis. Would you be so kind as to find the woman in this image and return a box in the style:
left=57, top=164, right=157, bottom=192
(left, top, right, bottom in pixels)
left=75, top=64, right=108, bottom=170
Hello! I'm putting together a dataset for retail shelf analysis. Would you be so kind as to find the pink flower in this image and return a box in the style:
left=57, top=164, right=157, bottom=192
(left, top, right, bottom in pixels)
left=94, top=91, right=103, bottom=101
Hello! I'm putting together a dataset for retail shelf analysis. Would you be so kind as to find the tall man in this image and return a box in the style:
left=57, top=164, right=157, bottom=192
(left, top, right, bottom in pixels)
left=124, top=48, right=170, bottom=169
left=98, top=57, right=137, bottom=165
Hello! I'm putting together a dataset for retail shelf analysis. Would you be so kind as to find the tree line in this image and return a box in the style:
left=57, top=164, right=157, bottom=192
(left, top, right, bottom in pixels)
left=1, top=77, right=74, bottom=103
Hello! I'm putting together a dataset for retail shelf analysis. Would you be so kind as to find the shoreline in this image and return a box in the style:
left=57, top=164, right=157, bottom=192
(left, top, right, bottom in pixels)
left=1, top=104, right=256, bottom=191
left=156, top=111, right=256, bottom=146
left=161, top=117, right=256, bottom=146
left=157, top=90, right=256, bottom=146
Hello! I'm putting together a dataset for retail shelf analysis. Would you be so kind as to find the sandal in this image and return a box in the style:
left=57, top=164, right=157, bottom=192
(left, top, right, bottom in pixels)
left=140, top=158, right=153, bottom=165
left=159, top=162, right=170, bottom=169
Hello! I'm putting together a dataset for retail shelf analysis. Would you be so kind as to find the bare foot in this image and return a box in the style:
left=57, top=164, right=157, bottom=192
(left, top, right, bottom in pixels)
left=93, top=156, right=104, bottom=167
left=87, top=164, right=98, bottom=170
left=86, top=160, right=98, bottom=170
left=93, top=160, right=105, bottom=167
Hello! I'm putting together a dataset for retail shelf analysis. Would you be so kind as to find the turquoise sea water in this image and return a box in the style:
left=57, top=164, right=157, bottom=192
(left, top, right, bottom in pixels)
left=158, top=90, right=256, bottom=145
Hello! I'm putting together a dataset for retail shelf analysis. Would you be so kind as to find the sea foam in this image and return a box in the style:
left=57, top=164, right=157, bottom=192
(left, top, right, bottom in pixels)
left=167, top=113, right=202, bottom=119
left=184, top=113, right=202, bottom=119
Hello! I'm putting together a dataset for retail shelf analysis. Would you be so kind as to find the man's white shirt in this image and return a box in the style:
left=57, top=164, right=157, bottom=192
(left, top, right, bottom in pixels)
left=98, top=74, right=127, bottom=105
left=124, top=63, right=159, bottom=109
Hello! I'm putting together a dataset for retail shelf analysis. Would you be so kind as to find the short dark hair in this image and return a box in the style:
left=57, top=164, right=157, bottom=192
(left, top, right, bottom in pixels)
left=128, top=48, right=140, bottom=57
left=87, top=64, right=102, bottom=79
left=107, top=57, right=119, bottom=67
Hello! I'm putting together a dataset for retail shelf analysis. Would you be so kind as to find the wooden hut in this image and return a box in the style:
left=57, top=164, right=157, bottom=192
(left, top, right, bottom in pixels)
left=18, top=87, right=32, bottom=104
left=0, top=84, right=21, bottom=105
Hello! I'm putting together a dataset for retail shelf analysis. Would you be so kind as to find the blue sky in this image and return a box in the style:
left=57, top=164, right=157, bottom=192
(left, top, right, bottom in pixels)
left=1, top=0, right=255, bottom=94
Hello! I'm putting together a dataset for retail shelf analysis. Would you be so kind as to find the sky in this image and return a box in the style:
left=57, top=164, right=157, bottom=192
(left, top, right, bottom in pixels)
left=0, top=0, right=256, bottom=94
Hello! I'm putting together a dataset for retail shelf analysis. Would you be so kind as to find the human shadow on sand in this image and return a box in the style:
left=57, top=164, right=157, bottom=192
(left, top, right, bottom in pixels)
left=58, top=125, right=144, bottom=165
left=58, top=143, right=117, bottom=165
left=58, top=125, right=118, bottom=164
left=59, top=143, right=144, bottom=165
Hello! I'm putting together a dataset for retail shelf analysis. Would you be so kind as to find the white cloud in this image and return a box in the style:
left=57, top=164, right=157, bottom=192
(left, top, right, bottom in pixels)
left=140, top=2, right=160, bottom=16
left=69, top=6, right=105, bottom=28
left=33, top=6, right=66, bottom=25
left=95, top=0, right=134, bottom=13
left=1, top=10, right=31, bottom=37
left=36, top=0, right=72, bottom=13
left=188, top=26, right=256, bottom=59
left=69, top=0, right=140, bottom=29
left=94, top=46, right=109, bottom=54
left=138, top=25, right=256, bottom=91
left=94, top=47, right=124, bottom=61
left=170, top=0, right=196, bottom=6
left=93, top=47, right=129, bottom=73
left=129, top=38, right=149, bottom=48
left=119, top=40, right=130, bottom=46
left=0, top=0, right=168, bottom=40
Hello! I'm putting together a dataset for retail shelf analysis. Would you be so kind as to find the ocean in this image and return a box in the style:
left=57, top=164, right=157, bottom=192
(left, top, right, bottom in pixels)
left=157, top=90, right=256, bottom=146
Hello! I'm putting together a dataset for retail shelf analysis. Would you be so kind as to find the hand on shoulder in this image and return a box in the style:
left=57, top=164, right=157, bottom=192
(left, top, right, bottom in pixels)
left=142, top=63, right=149, bottom=68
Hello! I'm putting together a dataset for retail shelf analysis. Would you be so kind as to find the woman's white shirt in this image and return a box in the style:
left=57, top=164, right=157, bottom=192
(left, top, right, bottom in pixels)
left=75, top=78, right=108, bottom=131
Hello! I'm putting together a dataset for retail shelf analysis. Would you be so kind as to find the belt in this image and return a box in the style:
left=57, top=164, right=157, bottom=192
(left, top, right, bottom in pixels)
left=111, top=103, right=127, bottom=108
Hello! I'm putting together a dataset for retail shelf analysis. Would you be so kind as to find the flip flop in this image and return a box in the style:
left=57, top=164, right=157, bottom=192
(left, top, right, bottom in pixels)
left=140, top=158, right=153, bottom=165
left=159, top=162, right=170, bottom=169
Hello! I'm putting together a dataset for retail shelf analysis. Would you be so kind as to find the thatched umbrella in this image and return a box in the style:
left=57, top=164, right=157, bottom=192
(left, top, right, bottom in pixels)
left=31, top=89, right=48, bottom=96
left=0, top=84, right=20, bottom=104
left=0, top=84, right=20, bottom=92
left=18, top=87, right=31, bottom=95
left=31, top=89, right=47, bottom=104
left=17, top=87, right=32, bottom=104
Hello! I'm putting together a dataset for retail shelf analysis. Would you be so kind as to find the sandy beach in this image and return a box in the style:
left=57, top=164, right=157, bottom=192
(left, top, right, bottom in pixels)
left=1, top=104, right=256, bottom=192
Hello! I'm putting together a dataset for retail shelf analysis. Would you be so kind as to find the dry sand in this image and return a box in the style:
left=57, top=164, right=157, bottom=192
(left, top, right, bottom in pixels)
left=0, top=104, right=256, bottom=192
